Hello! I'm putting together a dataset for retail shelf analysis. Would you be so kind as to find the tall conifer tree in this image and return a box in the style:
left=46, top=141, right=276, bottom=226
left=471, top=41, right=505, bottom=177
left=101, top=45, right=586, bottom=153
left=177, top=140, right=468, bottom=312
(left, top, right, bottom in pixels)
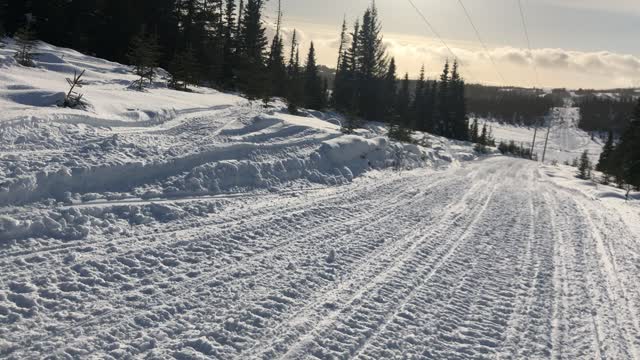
left=303, top=42, right=323, bottom=110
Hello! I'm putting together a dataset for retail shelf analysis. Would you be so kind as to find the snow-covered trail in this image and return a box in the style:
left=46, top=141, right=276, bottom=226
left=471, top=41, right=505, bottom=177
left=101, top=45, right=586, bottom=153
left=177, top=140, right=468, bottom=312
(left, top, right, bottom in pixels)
left=1, top=157, right=639, bottom=359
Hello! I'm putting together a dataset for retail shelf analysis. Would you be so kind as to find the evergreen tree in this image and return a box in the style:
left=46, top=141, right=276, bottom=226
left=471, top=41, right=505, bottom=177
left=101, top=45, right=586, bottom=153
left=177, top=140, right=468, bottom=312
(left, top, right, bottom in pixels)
left=616, top=100, right=640, bottom=191
left=266, top=0, right=287, bottom=98
left=396, top=73, right=411, bottom=124
left=383, top=58, right=398, bottom=120
left=236, top=0, right=268, bottom=99
left=169, top=46, right=199, bottom=91
left=344, top=20, right=360, bottom=116
left=423, top=81, right=437, bottom=133
left=303, top=42, right=323, bottom=110
left=470, top=118, right=479, bottom=143
left=355, top=3, right=388, bottom=120
left=340, top=20, right=364, bottom=133
left=14, top=24, right=36, bottom=67
left=127, top=29, right=162, bottom=90
left=332, top=18, right=351, bottom=111
left=436, top=61, right=451, bottom=137
left=577, top=150, right=592, bottom=179
left=450, top=61, right=469, bottom=141
left=286, top=31, right=303, bottom=114
left=596, top=129, right=615, bottom=183
left=480, top=122, right=488, bottom=146
left=267, top=39, right=286, bottom=97
left=412, top=65, right=426, bottom=130
left=221, top=0, right=238, bottom=87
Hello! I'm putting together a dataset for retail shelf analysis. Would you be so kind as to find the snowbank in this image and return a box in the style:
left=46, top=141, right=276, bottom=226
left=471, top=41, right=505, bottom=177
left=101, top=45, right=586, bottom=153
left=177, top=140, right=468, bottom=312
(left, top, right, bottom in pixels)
left=0, top=40, right=475, bottom=211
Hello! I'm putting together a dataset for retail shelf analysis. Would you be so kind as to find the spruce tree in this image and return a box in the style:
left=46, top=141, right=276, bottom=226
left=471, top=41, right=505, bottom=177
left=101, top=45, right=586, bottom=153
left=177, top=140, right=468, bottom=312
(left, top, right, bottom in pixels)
left=127, top=29, right=161, bottom=90
left=412, top=65, right=426, bottom=130
left=480, top=122, right=488, bottom=146
left=332, top=18, right=350, bottom=111
left=286, top=31, right=303, bottom=114
left=14, top=24, right=36, bottom=67
left=236, top=0, right=268, bottom=100
left=267, top=0, right=287, bottom=98
left=436, top=61, right=451, bottom=137
left=617, top=100, right=640, bottom=191
left=169, top=47, right=199, bottom=91
left=578, top=150, right=592, bottom=179
left=303, top=42, right=323, bottom=110
left=345, top=20, right=361, bottom=116
left=396, top=73, right=411, bottom=125
left=356, top=3, right=388, bottom=120
left=470, top=118, right=479, bottom=143
left=383, top=58, right=398, bottom=120
left=596, top=129, right=615, bottom=183
left=220, top=0, right=238, bottom=87
left=424, top=81, right=437, bottom=133
left=339, top=21, right=364, bottom=133
left=267, top=33, right=286, bottom=97
left=450, top=61, right=469, bottom=141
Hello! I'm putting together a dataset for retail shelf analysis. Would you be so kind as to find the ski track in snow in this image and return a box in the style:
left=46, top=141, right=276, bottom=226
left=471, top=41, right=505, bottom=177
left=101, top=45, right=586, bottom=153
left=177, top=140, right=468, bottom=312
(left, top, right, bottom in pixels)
left=1, top=157, right=639, bottom=359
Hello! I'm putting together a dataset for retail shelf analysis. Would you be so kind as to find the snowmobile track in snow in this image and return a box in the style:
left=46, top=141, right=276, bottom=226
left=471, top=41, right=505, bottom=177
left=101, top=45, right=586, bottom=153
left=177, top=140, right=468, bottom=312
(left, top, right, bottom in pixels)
left=1, top=157, right=639, bottom=359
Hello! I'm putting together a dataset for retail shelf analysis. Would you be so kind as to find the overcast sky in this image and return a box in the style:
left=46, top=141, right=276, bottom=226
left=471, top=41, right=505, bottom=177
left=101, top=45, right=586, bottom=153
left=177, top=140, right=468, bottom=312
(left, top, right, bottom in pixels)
left=262, top=0, right=640, bottom=89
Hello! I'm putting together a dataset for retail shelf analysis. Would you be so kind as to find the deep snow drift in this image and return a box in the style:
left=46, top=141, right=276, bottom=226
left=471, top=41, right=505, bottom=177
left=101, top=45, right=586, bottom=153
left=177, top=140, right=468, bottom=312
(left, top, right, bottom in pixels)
left=1, top=41, right=639, bottom=359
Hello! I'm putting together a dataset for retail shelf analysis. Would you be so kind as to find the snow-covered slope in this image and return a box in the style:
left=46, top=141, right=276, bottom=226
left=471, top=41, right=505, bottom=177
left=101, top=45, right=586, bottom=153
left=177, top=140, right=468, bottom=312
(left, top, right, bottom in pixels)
left=0, top=41, right=472, bottom=213
left=483, top=106, right=604, bottom=164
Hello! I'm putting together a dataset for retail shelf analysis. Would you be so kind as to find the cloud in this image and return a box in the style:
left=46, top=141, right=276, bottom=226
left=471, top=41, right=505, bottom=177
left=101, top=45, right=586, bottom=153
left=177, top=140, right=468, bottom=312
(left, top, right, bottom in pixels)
left=262, top=18, right=640, bottom=89
left=492, top=47, right=640, bottom=76
left=380, top=37, right=640, bottom=87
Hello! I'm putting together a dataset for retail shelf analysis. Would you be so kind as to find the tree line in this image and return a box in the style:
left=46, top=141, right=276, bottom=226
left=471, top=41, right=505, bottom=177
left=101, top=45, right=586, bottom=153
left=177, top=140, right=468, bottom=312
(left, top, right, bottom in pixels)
left=331, top=4, right=468, bottom=141
left=2, top=0, right=486, bottom=144
left=595, top=99, right=640, bottom=196
left=577, top=95, right=636, bottom=132
left=465, top=85, right=557, bottom=127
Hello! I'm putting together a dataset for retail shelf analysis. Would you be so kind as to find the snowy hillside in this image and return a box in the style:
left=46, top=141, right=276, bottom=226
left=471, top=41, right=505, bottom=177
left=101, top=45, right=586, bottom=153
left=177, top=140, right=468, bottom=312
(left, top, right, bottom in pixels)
left=1, top=42, right=640, bottom=359
left=0, top=41, right=472, bottom=210
left=485, top=106, right=604, bottom=164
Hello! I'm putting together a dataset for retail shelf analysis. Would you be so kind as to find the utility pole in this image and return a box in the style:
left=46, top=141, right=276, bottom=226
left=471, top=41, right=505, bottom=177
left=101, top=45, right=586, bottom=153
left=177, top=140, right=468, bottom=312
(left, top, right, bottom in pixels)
left=541, top=114, right=553, bottom=163
left=530, top=121, right=538, bottom=160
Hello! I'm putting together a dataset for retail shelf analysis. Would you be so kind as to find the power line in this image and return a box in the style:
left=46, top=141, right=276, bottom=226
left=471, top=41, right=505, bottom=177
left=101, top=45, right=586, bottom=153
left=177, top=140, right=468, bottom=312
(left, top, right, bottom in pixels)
left=406, top=0, right=478, bottom=82
left=517, top=0, right=540, bottom=89
left=456, top=0, right=507, bottom=85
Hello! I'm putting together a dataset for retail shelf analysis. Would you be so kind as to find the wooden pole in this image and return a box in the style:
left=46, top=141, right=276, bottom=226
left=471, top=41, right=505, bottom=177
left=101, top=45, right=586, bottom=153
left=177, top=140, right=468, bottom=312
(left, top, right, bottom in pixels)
left=530, top=122, right=538, bottom=160
left=541, top=115, right=552, bottom=163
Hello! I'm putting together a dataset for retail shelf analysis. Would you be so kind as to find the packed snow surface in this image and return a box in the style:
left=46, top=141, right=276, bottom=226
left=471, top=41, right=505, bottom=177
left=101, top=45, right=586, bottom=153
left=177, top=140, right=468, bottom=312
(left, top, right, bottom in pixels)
left=2, top=158, right=639, bottom=359
left=1, top=41, right=639, bottom=359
